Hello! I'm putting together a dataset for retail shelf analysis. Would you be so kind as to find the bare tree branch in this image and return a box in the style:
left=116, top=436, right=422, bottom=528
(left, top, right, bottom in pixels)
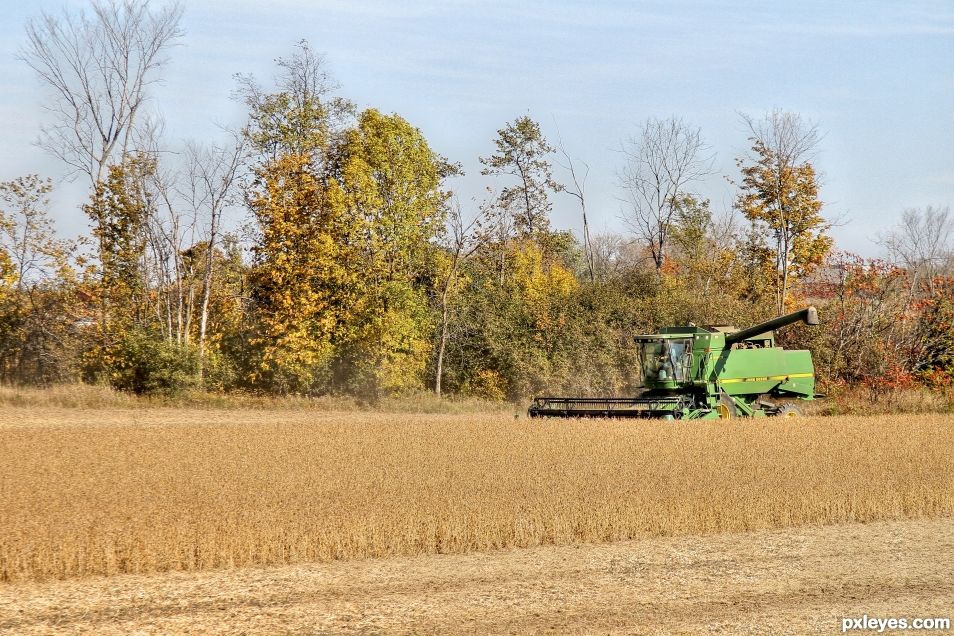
left=182, top=135, right=247, bottom=378
left=878, top=206, right=953, bottom=294
left=618, top=116, right=712, bottom=272
left=552, top=123, right=594, bottom=282
left=20, top=0, right=184, bottom=187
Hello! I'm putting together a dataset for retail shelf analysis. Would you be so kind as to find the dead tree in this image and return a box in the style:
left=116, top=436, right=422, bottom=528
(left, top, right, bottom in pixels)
left=555, top=138, right=595, bottom=282
left=20, top=0, right=184, bottom=187
left=618, top=116, right=711, bottom=272
left=182, top=137, right=246, bottom=379
left=878, top=206, right=953, bottom=295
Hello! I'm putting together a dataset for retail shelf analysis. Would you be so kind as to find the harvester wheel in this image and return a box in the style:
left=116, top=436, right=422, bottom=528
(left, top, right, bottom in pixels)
left=716, top=392, right=737, bottom=419
left=776, top=404, right=801, bottom=418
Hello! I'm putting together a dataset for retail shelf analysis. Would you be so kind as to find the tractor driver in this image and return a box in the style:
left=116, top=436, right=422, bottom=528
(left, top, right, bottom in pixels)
left=659, top=340, right=675, bottom=381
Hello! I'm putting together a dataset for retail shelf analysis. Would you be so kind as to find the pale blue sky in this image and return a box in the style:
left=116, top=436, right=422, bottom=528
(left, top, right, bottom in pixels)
left=0, top=0, right=952, bottom=254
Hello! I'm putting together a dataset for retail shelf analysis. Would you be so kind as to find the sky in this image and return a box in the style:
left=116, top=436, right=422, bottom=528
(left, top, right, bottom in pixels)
left=0, top=0, right=952, bottom=255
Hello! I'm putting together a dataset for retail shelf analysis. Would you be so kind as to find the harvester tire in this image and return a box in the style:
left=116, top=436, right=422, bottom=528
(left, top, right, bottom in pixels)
left=776, top=404, right=801, bottom=418
left=717, top=392, right=737, bottom=419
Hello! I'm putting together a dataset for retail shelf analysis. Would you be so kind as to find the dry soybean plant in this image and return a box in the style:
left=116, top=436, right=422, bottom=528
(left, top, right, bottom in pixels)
left=1, top=410, right=953, bottom=582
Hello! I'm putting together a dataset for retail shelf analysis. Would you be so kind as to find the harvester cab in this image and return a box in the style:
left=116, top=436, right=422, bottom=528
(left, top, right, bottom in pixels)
left=529, top=307, right=820, bottom=419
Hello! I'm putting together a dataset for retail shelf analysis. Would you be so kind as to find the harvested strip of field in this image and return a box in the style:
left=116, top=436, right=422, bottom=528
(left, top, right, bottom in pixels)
left=2, top=517, right=952, bottom=635
left=1, top=409, right=953, bottom=582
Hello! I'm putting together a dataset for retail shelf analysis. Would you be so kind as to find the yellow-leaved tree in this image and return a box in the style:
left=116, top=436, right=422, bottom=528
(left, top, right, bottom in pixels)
left=736, top=111, right=832, bottom=314
left=248, top=153, right=351, bottom=393
left=327, top=109, right=451, bottom=395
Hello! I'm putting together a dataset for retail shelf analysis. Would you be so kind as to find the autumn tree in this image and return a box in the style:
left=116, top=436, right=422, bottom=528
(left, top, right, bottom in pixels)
left=736, top=110, right=832, bottom=314
left=480, top=116, right=562, bottom=239
left=0, top=242, right=14, bottom=289
left=618, top=117, right=711, bottom=272
left=805, top=253, right=915, bottom=389
left=247, top=153, right=346, bottom=393
left=76, top=154, right=197, bottom=392
left=241, top=42, right=354, bottom=393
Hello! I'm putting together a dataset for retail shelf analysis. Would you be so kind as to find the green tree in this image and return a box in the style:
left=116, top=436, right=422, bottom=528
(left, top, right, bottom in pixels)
left=664, top=195, right=755, bottom=324
left=106, top=325, right=200, bottom=395
left=80, top=155, right=203, bottom=393
left=84, top=156, right=153, bottom=328
left=668, top=195, right=714, bottom=284
left=914, top=280, right=954, bottom=387
left=0, top=175, right=78, bottom=384
left=0, top=237, right=18, bottom=379
left=447, top=235, right=592, bottom=400
left=480, top=116, right=562, bottom=239
left=432, top=200, right=486, bottom=396
left=191, top=234, right=251, bottom=391
left=237, top=40, right=353, bottom=163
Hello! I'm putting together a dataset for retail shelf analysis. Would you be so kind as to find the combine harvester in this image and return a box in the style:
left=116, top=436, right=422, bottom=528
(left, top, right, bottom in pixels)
left=529, top=307, right=820, bottom=419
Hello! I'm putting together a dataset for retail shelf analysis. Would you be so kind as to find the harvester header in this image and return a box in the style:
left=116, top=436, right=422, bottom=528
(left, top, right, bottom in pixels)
left=529, top=307, right=820, bottom=419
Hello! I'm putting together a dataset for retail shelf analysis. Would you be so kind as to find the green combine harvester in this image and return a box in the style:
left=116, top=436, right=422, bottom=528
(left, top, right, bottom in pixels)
left=529, top=307, right=820, bottom=419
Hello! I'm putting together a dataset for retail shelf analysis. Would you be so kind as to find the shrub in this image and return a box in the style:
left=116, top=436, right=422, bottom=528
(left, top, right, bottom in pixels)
left=91, top=328, right=200, bottom=395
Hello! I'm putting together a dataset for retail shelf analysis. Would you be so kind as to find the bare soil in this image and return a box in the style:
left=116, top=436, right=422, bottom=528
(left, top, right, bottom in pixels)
left=2, top=517, right=951, bottom=635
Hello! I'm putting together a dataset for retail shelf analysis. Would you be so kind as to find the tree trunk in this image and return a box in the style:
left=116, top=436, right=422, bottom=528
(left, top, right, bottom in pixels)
left=197, top=208, right=219, bottom=383
left=435, top=294, right=449, bottom=396
left=581, top=204, right=594, bottom=283
left=434, top=258, right=459, bottom=396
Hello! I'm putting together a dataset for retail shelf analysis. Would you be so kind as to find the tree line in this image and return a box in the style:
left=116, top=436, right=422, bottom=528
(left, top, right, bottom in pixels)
left=1, top=1, right=951, bottom=399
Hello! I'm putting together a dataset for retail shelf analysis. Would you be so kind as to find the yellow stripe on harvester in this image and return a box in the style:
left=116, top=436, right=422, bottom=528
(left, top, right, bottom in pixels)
left=719, top=373, right=813, bottom=384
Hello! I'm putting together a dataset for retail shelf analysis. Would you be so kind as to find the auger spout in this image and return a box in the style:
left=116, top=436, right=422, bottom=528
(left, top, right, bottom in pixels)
left=724, top=306, right=818, bottom=346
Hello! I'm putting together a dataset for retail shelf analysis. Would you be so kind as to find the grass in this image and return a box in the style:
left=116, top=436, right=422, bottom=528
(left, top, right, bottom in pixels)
left=0, top=383, right=513, bottom=414
left=2, top=407, right=953, bottom=582
left=806, top=385, right=954, bottom=416
left=1, top=382, right=950, bottom=415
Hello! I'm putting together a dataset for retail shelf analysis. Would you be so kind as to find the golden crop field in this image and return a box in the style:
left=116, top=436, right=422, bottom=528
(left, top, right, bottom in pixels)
left=1, top=408, right=953, bottom=582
